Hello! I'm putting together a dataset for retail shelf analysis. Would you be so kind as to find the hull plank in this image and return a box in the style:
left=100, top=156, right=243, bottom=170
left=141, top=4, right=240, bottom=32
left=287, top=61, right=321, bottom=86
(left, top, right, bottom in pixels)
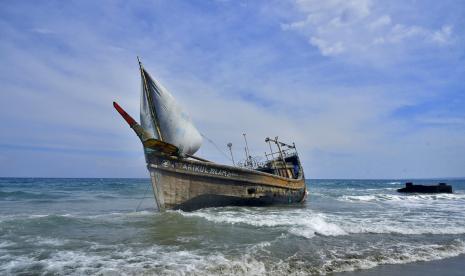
left=150, top=171, right=165, bottom=211
left=147, top=154, right=306, bottom=211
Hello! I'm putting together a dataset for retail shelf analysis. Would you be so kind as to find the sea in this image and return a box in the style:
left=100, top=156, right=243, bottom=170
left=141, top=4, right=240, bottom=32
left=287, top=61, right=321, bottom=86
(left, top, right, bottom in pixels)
left=1, top=178, right=465, bottom=275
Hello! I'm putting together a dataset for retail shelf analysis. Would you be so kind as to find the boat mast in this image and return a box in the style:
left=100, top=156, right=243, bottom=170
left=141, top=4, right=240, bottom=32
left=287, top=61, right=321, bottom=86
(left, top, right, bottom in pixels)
left=138, top=56, right=164, bottom=141
left=243, top=133, right=252, bottom=168
left=265, top=137, right=277, bottom=172
left=227, top=142, right=235, bottom=166
left=243, top=147, right=250, bottom=168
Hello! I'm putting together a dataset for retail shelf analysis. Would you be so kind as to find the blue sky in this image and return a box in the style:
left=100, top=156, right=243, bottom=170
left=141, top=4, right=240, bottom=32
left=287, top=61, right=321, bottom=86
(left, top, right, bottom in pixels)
left=1, top=0, right=464, bottom=178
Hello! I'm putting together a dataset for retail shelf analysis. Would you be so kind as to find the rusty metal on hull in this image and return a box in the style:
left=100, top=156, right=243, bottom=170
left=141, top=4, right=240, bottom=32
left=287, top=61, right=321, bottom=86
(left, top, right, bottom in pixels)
left=146, top=152, right=307, bottom=211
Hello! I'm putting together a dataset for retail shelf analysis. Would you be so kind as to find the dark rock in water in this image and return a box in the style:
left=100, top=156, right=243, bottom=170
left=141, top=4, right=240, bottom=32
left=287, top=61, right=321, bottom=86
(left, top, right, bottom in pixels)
left=397, top=182, right=453, bottom=193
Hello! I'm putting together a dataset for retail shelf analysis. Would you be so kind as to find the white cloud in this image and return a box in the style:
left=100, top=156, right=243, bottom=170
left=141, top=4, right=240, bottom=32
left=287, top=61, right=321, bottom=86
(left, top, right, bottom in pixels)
left=373, top=24, right=453, bottom=45
left=283, top=0, right=454, bottom=60
left=431, top=25, right=453, bottom=44
left=30, top=27, right=55, bottom=34
left=369, top=15, right=391, bottom=30
left=296, top=0, right=371, bottom=21
left=309, top=37, right=344, bottom=56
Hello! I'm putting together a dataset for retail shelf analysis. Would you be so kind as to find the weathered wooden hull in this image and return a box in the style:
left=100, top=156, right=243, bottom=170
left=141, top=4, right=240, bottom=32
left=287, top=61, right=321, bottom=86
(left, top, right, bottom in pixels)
left=146, top=153, right=307, bottom=211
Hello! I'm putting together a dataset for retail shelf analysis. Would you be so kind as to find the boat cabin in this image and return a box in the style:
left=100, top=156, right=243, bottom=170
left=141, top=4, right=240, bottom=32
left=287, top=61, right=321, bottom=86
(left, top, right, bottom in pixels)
left=234, top=136, right=303, bottom=180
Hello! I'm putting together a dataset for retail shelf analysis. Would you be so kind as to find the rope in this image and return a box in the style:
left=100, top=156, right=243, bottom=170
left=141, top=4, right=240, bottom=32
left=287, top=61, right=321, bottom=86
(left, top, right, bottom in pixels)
left=200, top=133, right=232, bottom=161
left=135, top=179, right=152, bottom=212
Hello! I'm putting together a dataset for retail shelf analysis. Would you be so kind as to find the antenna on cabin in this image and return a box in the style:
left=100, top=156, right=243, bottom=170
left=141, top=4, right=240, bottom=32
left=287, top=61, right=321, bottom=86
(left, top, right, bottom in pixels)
left=227, top=142, right=235, bottom=166
left=265, top=137, right=274, bottom=159
left=274, top=136, right=285, bottom=162
left=265, top=137, right=276, bottom=171
left=275, top=136, right=290, bottom=178
left=243, top=133, right=252, bottom=168
left=243, top=147, right=249, bottom=167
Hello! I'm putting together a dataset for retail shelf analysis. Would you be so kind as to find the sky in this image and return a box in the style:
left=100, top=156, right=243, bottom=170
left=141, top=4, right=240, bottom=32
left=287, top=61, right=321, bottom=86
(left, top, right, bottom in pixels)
left=0, top=0, right=464, bottom=178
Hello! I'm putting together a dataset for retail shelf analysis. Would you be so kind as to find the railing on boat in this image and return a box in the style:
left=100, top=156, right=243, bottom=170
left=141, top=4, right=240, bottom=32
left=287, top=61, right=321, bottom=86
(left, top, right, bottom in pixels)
left=234, top=137, right=301, bottom=179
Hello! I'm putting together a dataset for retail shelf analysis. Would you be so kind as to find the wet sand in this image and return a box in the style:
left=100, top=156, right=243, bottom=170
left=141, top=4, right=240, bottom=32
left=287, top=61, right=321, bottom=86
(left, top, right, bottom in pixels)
left=340, top=255, right=465, bottom=276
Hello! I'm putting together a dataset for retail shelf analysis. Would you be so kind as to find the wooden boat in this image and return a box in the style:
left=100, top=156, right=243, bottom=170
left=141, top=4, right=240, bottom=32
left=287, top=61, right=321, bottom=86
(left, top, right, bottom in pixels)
left=113, top=58, right=307, bottom=211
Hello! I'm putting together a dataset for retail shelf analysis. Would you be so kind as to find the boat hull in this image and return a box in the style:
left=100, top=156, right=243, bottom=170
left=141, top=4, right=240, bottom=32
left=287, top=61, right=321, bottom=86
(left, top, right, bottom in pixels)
left=146, top=154, right=307, bottom=211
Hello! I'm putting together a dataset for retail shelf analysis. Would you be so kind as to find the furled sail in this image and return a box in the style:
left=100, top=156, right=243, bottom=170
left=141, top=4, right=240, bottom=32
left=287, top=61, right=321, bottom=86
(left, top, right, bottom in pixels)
left=139, top=66, right=202, bottom=155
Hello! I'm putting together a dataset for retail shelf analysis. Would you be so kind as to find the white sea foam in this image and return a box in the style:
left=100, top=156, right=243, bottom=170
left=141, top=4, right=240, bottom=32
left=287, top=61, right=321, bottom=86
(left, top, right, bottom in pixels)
left=0, top=256, right=37, bottom=273
left=288, top=215, right=347, bottom=238
left=28, top=214, right=52, bottom=218
left=0, top=241, right=15, bottom=248
left=0, top=242, right=270, bottom=275
left=319, top=240, right=465, bottom=274
left=26, top=237, right=69, bottom=246
left=2, top=239, right=464, bottom=275
left=179, top=209, right=347, bottom=239
left=289, top=215, right=465, bottom=237
left=340, top=192, right=465, bottom=203
left=178, top=203, right=465, bottom=238
left=331, top=217, right=465, bottom=235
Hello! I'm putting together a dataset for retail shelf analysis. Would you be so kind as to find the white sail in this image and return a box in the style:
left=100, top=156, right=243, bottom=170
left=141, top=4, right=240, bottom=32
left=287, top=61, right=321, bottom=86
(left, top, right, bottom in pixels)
left=140, top=78, right=158, bottom=140
left=140, top=68, right=202, bottom=155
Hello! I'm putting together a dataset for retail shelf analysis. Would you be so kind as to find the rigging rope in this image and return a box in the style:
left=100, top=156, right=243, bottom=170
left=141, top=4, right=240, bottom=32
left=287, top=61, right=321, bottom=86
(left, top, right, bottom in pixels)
left=200, top=133, right=232, bottom=161
left=135, top=179, right=152, bottom=212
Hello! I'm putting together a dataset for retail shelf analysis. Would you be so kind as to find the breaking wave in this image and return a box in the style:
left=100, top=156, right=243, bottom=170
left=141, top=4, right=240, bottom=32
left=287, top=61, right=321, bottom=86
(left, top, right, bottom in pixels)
left=339, top=192, right=465, bottom=203
left=2, top=239, right=464, bottom=275
left=179, top=209, right=347, bottom=238
left=178, top=204, right=465, bottom=238
left=318, top=239, right=465, bottom=274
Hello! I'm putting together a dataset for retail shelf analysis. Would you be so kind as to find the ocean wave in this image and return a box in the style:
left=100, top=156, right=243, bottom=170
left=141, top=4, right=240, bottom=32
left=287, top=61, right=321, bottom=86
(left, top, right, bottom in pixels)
left=179, top=209, right=347, bottom=238
left=330, top=217, right=465, bottom=236
left=0, top=213, right=78, bottom=223
left=288, top=216, right=465, bottom=237
left=2, top=239, right=464, bottom=275
left=0, top=241, right=15, bottom=248
left=319, top=240, right=465, bottom=274
left=0, top=210, right=156, bottom=224
left=0, top=242, right=270, bottom=275
left=7, top=205, right=458, bottom=242
left=25, top=237, right=70, bottom=247
left=339, top=193, right=465, bottom=203
left=0, top=190, right=66, bottom=201
left=177, top=207, right=465, bottom=238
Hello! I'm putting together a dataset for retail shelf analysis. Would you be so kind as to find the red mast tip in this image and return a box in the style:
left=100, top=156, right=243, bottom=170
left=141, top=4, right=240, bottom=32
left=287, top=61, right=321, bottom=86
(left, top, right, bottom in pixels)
left=113, top=101, right=137, bottom=126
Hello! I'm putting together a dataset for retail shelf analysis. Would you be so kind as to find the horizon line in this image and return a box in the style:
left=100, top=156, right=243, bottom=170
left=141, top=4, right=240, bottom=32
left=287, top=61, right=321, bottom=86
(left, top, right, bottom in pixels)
left=0, top=176, right=464, bottom=180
